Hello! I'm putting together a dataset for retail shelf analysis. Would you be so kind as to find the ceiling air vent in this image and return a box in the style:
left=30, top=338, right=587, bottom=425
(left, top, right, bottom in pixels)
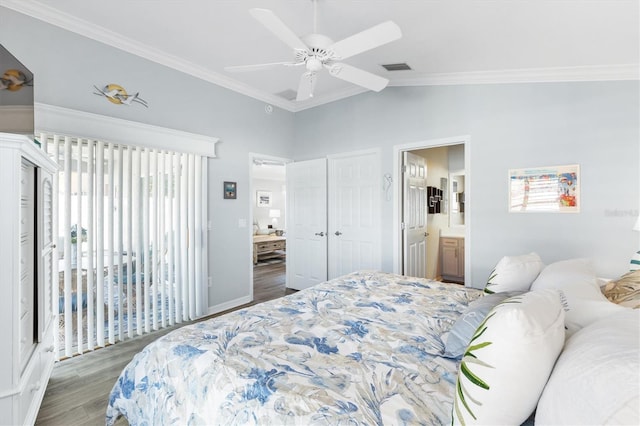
left=381, top=63, right=412, bottom=71
left=276, top=89, right=298, bottom=101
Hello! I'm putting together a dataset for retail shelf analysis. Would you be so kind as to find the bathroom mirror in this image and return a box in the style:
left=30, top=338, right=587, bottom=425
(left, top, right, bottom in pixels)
left=449, top=172, right=465, bottom=227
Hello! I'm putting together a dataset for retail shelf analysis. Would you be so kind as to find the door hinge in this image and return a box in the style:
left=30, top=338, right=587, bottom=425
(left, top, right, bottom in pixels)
left=401, top=222, right=406, bottom=230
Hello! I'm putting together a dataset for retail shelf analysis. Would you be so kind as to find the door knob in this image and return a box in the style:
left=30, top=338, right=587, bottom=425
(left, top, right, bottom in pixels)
left=335, top=231, right=342, bottom=236
left=314, top=232, right=325, bottom=237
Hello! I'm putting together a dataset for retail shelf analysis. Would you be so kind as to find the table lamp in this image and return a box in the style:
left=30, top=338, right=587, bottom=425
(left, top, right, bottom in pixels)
left=269, top=209, right=281, bottom=229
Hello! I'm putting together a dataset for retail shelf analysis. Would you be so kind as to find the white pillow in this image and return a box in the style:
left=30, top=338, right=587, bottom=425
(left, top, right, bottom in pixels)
left=536, top=309, right=640, bottom=425
left=484, top=252, right=544, bottom=294
left=452, top=289, right=565, bottom=425
left=530, top=258, right=628, bottom=336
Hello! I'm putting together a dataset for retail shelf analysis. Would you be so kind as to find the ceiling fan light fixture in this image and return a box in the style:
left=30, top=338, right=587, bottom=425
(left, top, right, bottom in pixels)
left=306, top=57, right=323, bottom=72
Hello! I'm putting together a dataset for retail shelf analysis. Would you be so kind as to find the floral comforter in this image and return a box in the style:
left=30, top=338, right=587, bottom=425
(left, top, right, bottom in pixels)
left=106, top=271, right=482, bottom=425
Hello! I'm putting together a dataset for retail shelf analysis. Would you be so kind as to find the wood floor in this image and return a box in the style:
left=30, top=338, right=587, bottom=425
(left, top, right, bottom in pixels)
left=35, top=261, right=291, bottom=425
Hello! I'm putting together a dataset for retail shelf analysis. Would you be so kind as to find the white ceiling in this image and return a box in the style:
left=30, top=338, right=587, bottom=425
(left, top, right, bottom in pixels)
left=3, top=0, right=638, bottom=112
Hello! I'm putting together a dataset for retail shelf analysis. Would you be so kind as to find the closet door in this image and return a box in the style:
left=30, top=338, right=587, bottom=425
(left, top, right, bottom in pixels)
left=328, top=150, right=381, bottom=279
left=286, top=159, right=328, bottom=290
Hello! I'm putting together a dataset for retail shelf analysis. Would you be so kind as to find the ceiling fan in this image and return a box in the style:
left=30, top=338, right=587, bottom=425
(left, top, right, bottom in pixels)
left=224, top=2, right=402, bottom=101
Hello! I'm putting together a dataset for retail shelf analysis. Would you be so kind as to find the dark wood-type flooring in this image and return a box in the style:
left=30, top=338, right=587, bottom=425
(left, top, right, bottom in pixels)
left=35, top=261, right=291, bottom=425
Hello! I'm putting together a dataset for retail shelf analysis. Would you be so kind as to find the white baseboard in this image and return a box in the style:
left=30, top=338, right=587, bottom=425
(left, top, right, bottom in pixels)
left=206, top=295, right=252, bottom=316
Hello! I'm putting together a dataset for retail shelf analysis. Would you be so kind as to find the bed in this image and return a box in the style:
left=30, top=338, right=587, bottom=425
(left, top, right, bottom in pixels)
left=106, top=270, right=482, bottom=425
left=106, top=261, right=640, bottom=425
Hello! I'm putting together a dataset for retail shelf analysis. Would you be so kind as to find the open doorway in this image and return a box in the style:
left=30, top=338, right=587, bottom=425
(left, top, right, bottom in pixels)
left=249, top=154, right=292, bottom=303
left=393, top=136, right=470, bottom=285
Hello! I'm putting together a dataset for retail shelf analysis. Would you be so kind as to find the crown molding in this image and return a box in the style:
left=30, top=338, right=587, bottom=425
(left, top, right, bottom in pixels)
left=4, top=1, right=638, bottom=113
left=390, top=64, right=640, bottom=87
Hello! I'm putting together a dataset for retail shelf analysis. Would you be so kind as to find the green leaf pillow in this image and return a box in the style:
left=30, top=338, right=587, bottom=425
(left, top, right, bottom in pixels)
left=452, top=289, right=565, bottom=425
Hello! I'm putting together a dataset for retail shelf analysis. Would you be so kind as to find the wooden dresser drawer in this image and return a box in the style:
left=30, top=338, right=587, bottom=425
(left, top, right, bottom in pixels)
left=256, top=240, right=285, bottom=251
left=441, top=238, right=459, bottom=247
left=18, top=356, right=42, bottom=426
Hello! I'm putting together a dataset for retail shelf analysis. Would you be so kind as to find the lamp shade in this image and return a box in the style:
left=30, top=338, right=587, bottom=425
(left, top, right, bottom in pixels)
left=269, top=209, right=281, bottom=218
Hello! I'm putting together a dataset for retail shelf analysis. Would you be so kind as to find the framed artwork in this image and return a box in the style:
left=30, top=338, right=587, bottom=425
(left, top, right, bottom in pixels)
left=223, top=181, right=237, bottom=199
left=256, top=190, right=272, bottom=207
left=509, top=164, right=580, bottom=213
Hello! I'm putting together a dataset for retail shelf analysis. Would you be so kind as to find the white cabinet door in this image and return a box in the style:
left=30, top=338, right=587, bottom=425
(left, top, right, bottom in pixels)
left=286, top=159, right=328, bottom=290
left=37, top=169, right=55, bottom=340
left=402, top=152, right=428, bottom=278
left=328, top=151, right=381, bottom=279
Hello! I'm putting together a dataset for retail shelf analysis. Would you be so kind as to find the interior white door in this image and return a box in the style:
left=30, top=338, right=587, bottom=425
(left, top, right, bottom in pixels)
left=402, top=151, right=428, bottom=277
left=328, top=151, right=381, bottom=279
left=285, top=159, right=328, bottom=290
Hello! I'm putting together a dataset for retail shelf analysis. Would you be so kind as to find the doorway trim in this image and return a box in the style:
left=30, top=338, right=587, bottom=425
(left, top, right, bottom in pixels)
left=392, top=135, right=472, bottom=285
left=248, top=152, right=291, bottom=302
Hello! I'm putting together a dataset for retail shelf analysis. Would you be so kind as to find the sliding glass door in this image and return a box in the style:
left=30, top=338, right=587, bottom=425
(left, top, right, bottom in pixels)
left=40, top=133, right=207, bottom=358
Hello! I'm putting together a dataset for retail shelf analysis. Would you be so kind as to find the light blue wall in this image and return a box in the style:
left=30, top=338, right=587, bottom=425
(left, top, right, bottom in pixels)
left=1, top=7, right=295, bottom=309
left=293, top=83, right=640, bottom=285
left=3, top=7, right=638, bottom=301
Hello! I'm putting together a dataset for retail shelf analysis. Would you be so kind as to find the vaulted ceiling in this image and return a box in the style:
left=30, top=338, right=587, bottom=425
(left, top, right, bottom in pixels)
left=3, top=0, right=638, bottom=111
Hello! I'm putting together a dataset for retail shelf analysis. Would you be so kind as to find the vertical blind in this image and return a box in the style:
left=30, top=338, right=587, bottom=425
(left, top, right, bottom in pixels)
left=40, top=133, right=207, bottom=359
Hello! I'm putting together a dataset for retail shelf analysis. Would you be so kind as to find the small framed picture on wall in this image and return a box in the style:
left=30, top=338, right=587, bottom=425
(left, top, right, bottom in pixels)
left=256, top=190, right=272, bottom=207
left=223, top=181, right=237, bottom=199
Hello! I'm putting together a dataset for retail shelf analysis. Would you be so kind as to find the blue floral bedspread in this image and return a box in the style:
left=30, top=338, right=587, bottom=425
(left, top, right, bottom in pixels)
left=106, top=271, right=482, bottom=425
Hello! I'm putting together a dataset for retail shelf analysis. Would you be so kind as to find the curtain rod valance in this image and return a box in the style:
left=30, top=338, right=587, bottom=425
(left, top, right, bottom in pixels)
left=35, top=103, right=219, bottom=158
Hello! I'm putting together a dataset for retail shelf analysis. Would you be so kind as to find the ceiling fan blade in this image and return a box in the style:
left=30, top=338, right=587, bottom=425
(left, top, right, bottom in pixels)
left=250, top=8, right=308, bottom=52
left=224, top=62, right=300, bottom=73
left=329, top=21, right=402, bottom=60
left=296, top=72, right=317, bottom=101
left=328, top=63, right=389, bottom=92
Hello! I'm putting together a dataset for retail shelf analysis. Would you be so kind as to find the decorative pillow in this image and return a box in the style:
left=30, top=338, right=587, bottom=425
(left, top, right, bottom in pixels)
left=484, top=252, right=544, bottom=294
left=536, top=309, right=640, bottom=425
left=602, top=270, right=640, bottom=309
left=443, top=291, right=523, bottom=359
left=530, top=258, right=628, bottom=336
left=452, top=289, right=565, bottom=425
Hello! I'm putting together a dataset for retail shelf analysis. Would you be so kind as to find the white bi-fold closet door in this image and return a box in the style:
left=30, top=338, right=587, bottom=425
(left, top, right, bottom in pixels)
left=286, top=150, right=381, bottom=290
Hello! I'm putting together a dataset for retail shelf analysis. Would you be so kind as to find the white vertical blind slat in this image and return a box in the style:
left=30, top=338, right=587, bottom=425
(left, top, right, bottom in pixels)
left=63, top=137, right=73, bottom=358
left=150, top=150, right=158, bottom=330
left=159, top=151, right=166, bottom=328
left=142, top=149, right=151, bottom=334
left=174, top=154, right=182, bottom=324
left=188, top=154, right=196, bottom=319
left=49, top=134, right=61, bottom=358
left=116, top=145, right=124, bottom=342
left=126, top=146, right=134, bottom=338
left=194, top=157, right=203, bottom=317
left=133, top=147, right=142, bottom=336
left=86, top=140, right=95, bottom=351
left=76, top=139, right=84, bottom=354
left=107, top=143, right=115, bottom=344
left=96, top=141, right=105, bottom=347
left=167, top=152, right=175, bottom=326
left=180, top=154, right=189, bottom=322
